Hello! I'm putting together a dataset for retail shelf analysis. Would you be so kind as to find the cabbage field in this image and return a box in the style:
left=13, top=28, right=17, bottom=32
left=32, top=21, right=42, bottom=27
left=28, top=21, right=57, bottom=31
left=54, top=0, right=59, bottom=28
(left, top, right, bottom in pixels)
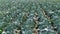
left=0, top=0, right=60, bottom=34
